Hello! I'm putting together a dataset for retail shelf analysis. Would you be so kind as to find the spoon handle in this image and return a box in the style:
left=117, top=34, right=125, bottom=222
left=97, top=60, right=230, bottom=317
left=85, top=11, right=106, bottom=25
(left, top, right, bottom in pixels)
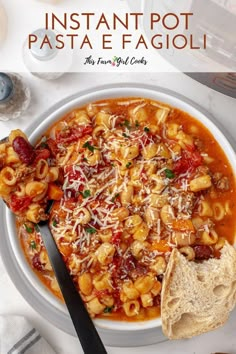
left=38, top=223, right=107, bottom=354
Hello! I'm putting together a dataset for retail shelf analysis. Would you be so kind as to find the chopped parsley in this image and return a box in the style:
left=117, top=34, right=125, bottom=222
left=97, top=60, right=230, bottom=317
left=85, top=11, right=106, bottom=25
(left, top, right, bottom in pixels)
left=111, top=193, right=119, bottom=202
left=144, top=126, right=150, bottom=133
left=85, top=227, right=96, bottom=234
left=35, top=224, right=40, bottom=233
left=126, top=162, right=132, bottom=168
left=30, top=240, right=37, bottom=250
left=24, top=224, right=33, bottom=233
left=52, top=220, right=58, bottom=227
left=104, top=306, right=114, bottom=313
left=164, top=169, right=175, bottom=179
left=122, top=133, right=129, bottom=138
left=39, top=136, right=47, bottom=146
left=80, top=190, right=91, bottom=198
left=39, top=142, right=48, bottom=149
left=83, top=157, right=88, bottom=162
left=135, top=120, right=140, bottom=127
left=124, top=119, right=131, bottom=129
left=83, top=141, right=98, bottom=153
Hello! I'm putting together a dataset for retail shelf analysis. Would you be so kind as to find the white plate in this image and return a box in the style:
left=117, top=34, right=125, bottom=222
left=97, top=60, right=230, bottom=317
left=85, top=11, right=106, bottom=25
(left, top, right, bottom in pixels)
left=1, top=83, right=235, bottom=347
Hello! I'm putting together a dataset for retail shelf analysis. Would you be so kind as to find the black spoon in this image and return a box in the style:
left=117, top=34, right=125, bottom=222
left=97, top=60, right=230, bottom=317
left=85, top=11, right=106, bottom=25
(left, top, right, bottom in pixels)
left=1, top=183, right=107, bottom=352
left=37, top=220, right=107, bottom=354
left=0, top=137, right=107, bottom=353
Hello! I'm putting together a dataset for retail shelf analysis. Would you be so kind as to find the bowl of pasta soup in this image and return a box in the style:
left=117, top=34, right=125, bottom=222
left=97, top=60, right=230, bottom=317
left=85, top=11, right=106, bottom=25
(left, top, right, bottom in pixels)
left=1, top=84, right=235, bottom=346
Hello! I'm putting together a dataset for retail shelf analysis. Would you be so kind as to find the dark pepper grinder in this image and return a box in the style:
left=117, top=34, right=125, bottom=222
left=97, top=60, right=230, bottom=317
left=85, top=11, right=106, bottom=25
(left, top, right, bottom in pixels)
left=0, top=72, right=31, bottom=121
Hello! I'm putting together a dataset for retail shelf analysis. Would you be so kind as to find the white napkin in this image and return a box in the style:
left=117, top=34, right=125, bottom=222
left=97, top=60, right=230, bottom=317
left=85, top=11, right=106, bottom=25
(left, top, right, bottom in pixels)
left=0, top=315, right=56, bottom=354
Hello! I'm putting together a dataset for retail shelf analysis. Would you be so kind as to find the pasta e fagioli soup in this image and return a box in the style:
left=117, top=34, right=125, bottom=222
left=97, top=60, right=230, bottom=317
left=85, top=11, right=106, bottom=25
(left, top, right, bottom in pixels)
left=1, top=97, right=235, bottom=322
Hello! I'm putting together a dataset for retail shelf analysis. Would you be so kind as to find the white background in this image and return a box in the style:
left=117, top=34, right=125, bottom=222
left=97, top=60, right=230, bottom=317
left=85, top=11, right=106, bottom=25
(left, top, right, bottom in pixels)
left=1, top=0, right=236, bottom=72
left=0, top=72, right=236, bottom=354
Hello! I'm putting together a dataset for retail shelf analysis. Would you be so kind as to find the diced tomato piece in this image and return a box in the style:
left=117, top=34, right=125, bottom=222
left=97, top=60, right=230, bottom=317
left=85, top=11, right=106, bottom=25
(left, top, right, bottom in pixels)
left=34, top=149, right=51, bottom=163
left=112, top=255, right=122, bottom=271
left=78, top=126, right=93, bottom=135
left=191, top=151, right=202, bottom=167
left=63, top=198, right=77, bottom=210
left=174, top=158, right=189, bottom=175
left=56, top=126, right=93, bottom=144
left=48, top=183, right=64, bottom=201
left=94, top=289, right=109, bottom=298
left=185, top=144, right=195, bottom=152
left=111, top=230, right=122, bottom=246
left=174, top=148, right=202, bottom=175
left=10, top=194, right=32, bottom=213
left=64, top=165, right=86, bottom=183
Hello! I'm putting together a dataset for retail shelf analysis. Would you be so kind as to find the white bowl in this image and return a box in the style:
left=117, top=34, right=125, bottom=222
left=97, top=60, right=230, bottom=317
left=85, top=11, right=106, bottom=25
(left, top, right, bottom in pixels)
left=1, top=84, right=235, bottom=347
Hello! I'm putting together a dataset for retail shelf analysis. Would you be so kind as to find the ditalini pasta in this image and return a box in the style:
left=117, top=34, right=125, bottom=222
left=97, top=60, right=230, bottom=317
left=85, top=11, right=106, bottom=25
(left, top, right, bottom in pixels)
left=0, top=97, right=235, bottom=321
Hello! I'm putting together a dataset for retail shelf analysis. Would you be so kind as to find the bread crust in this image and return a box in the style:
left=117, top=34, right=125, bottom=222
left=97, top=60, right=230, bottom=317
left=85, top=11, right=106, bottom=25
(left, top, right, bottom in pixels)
left=161, top=242, right=236, bottom=339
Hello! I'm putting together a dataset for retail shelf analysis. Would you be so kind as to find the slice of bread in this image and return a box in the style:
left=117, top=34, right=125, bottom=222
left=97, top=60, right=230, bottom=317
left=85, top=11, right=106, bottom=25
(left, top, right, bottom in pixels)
left=161, top=242, right=236, bottom=339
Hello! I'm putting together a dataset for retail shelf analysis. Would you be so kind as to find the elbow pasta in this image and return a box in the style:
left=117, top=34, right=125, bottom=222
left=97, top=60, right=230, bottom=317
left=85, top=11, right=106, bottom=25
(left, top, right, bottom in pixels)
left=87, top=298, right=106, bottom=316
left=130, top=240, right=145, bottom=259
left=120, top=185, right=134, bottom=206
left=95, top=111, right=112, bottom=128
left=35, top=159, right=49, bottom=179
left=93, top=273, right=112, bottom=291
left=199, top=230, right=218, bottom=245
left=141, top=293, right=153, bottom=308
left=15, top=183, right=26, bottom=197
left=78, top=273, right=93, bottom=295
left=123, top=300, right=140, bottom=317
left=5, top=146, right=20, bottom=164
left=73, top=207, right=91, bottom=224
left=166, top=123, right=179, bottom=139
left=141, top=143, right=158, bottom=159
left=1, top=97, right=235, bottom=322
left=25, top=181, right=48, bottom=200
left=0, top=166, right=17, bottom=186
left=155, top=107, right=170, bottom=124
left=179, top=246, right=195, bottom=261
left=213, top=202, right=225, bottom=221
left=199, top=200, right=213, bottom=217
left=144, top=207, right=159, bottom=227
left=47, top=167, right=59, bottom=182
left=160, top=204, right=175, bottom=225
left=189, top=175, right=212, bottom=192
left=74, top=111, right=91, bottom=125
left=133, top=222, right=149, bottom=241
left=96, top=243, right=116, bottom=265
left=122, top=282, right=139, bottom=300
left=150, top=256, right=167, bottom=275
left=134, top=275, right=155, bottom=294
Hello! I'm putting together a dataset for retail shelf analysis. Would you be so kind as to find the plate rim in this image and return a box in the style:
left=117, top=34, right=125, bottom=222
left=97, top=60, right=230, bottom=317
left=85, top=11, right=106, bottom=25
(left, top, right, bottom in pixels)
left=1, top=82, right=235, bottom=345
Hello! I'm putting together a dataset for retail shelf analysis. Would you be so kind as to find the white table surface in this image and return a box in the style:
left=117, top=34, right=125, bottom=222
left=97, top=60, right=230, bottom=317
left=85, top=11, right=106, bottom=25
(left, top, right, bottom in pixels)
left=0, top=72, right=236, bottom=354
